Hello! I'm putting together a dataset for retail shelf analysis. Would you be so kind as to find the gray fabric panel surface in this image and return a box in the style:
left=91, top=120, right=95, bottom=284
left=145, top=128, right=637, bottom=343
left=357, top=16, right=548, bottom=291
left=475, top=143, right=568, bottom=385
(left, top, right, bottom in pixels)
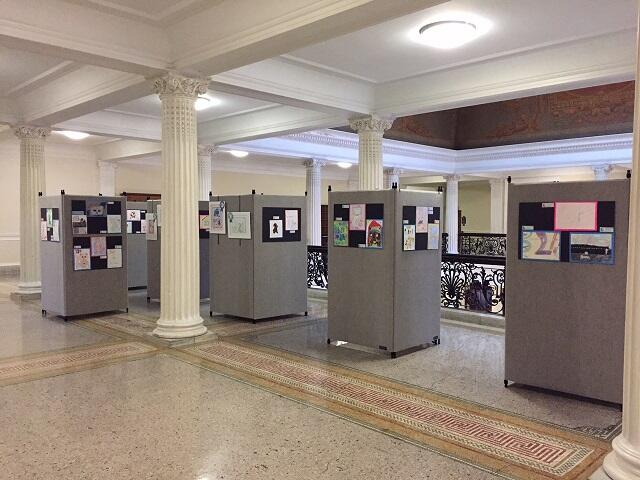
left=39, top=196, right=65, bottom=315
left=505, top=180, right=628, bottom=403
left=126, top=201, right=148, bottom=288
left=393, top=191, right=442, bottom=352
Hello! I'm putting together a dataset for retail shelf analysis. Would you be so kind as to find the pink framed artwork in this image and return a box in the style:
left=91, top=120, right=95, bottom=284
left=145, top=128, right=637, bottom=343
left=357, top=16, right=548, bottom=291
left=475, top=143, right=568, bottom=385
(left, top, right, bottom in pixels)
left=554, top=201, right=598, bottom=231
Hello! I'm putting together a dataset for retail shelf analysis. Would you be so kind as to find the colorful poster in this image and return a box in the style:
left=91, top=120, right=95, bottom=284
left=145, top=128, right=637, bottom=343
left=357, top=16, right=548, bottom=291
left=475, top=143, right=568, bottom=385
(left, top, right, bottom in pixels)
left=349, top=204, right=366, bottom=231
left=107, top=214, right=121, bottom=234
left=285, top=209, right=299, bottom=232
left=570, top=232, right=615, bottom=264
left=521, top=230, right=561, bottom=261
left=199, top=214, right=210, bottom=230
left=366, top=219, right=383, bottom=248
left=87, top=201, right=106, bottom=217
left=40, top=221, right=48, bottom=240
left=146, top=213, right=157, bottom=241
left=140, top=219, right=148, bottom=234
left=210, top=201, right=226, bottom=234
left=416, top=207, right=429, bottom=233
left=51, top=220, right=60, bottom=242
left=72, top=214, right=87, bottom=234
left=107, top=248, right=122, bottom=269
left=90, top=236, right=107, bottom=257
left=46, top=208, right=53, bottom=227
left=227, top=211, right=251, bottom=239
left=73, top=248, right=91, bottom=271
left=333, top=221, right=348, bottom=246
left=427, top=223, right=440, bottom=250
left=554, top=202, right=597, bottom=231
left=403, top=224, right=416, bottom=251
left=269, top=219, right=283, bottom=238
left=127, top=209, right=141, bottom=221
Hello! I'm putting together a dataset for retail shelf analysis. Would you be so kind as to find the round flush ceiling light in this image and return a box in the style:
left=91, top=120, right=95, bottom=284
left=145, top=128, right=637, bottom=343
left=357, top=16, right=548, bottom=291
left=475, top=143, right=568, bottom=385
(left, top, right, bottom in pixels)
left=336, top=162, right=352, bottom=169
left=418, top=20, right=478, bottom=49
left=59, top=130, right=90, bottom=140
left=229, top=150, right=249, bottom=158
left=195, top=94, right=221, bottom=111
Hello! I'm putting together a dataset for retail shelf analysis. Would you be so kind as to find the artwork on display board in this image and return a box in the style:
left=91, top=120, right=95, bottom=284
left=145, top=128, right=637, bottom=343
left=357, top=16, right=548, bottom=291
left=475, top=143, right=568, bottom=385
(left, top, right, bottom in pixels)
left=46, top=208, right=53, bottom=227
left=227, top=211, right=251, bottom=239
left=416, top=207, right=429, bottom=233
left=90, top=236, right=107, bottom=257
left=199, top=214, right=210, bottom=231
left=521, top=230, right=561, bottom=262
left=127, top=222, right=133, bottom=234
left=87, top=201, right=107, bottom=217
left=146, top=213, right=158, bottom=241
left=269, top=219, right=283, bottom=239
left=333, top=221, right=348, bottom=247
left=156, top=205, right=162, bottom=227
left=107, top=215, right=121, bottom=234
left=554, top=202, right=598, bottom=231
left=40, top=221, right=48, bottom=240
left=107, top=247, right=122, bottom=269
left=72, top=214, right=87, bottom=234
left=140, top=219, right=148, bottom=234
left=570, top=232, right=615, bottom=265
left=210, top=201, right=226, bottom=234
left=366, top=219, right=383, bottom=248
left=427, top=223, right=440, bottom=250
left=73, top=247, right=91, bottom=271
left=52, top=220, right=60, bottom=242
left=127, top=209, right=141, bottom=221
left=285, top=209, right=299, bottom=232
left=403, top=224, right=416, bottom=251
left=349, top=204, right=366, bottom=231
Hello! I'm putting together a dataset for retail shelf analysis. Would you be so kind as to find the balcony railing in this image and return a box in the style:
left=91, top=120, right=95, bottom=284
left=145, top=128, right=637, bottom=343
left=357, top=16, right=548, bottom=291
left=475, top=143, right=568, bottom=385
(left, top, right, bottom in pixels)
left=458, top=232, right=507, bottom=257
left=307, top=244, right=506, bottom=316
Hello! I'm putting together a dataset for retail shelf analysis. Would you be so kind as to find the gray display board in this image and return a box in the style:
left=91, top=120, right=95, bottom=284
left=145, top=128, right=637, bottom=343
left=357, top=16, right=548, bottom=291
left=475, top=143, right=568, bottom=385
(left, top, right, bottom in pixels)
left=210, top=195, right=307, bottom=320
left=40, top=194, right=128, bottom=317
left=146, top=200, right=209, bottom=301
left=328, top=190, right=442, bottom=356
left=126, top=201, right=148, bottom=288
left=505, top=180, right=628, bottom=403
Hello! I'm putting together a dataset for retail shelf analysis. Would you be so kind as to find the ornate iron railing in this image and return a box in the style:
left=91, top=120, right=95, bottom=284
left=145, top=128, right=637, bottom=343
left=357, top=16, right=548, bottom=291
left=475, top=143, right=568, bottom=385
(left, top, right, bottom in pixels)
left=441, top=254, right=505, bottom=315
left=307, top=245, right=328, bottom=289
left=306, top=247, right=505, bottom=316
left=458, top=232, right=507, bottom=257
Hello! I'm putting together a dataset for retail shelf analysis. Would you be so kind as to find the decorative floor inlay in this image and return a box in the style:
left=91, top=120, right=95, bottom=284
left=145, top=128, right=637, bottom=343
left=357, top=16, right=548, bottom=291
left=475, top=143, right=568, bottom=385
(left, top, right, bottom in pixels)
left=183, top=340, right=610, bottom=480
left=0, top=342, right=156, bottom=383
left=206, top=315, right=317, bottom=338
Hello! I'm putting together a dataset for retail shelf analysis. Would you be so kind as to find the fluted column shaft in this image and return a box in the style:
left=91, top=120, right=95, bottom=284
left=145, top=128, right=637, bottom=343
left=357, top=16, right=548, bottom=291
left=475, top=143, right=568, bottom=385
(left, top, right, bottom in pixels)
left=444, top=175, right=460, bottom=254
left=350, top=116, right=392, bottom=190
left=603, top=8, right=640, bottom=478
left=153, top=73, right=208, bottom=339
left=489, top=178, right=507, bottom=234
left=383, top=167, right=403, bottom=189
left=98, top=161, right=117, bottom=196
left=304, top=159, right=324, bottom=246
left=198, top=144, right=215, bottom=201
left=14, top=126, right=50, bottom=295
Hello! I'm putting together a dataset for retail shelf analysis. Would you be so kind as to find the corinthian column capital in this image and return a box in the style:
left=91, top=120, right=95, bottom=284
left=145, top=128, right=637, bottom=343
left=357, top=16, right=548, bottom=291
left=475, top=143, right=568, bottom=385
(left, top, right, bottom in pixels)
left=198, top=144, right=216, bottom=157
left=153, top=72, right=209, bottom=98
left=303, top=158, right=326, bottom=169
left=349, top=115, right=393, bottom=134
left=443, top=174, right=461, bottom=183
left=13, top=126, right=51, bottom=139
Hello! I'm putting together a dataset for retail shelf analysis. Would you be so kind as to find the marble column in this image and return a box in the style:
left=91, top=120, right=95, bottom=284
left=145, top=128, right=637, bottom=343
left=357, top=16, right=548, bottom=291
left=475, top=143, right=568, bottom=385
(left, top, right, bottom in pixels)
left=14, top=126, right=50, bottom=295
left=383, top=167, right=403, bottom=189
left=602, top=12, right=640, bottom=478
left=304, top=159, right=325, bottom=246
left=350, top=115, right=392, bottom=190
left=152, top=72, right=208, bottom=339
left=593, top=164, right=614, bottom=181
left=444, top=175, right=460, bottom=254
left=198, top=144, right=215, bottom=201
left=98, top=161, right=117, bottom=196
left=489, top=178, right=508, bottom=233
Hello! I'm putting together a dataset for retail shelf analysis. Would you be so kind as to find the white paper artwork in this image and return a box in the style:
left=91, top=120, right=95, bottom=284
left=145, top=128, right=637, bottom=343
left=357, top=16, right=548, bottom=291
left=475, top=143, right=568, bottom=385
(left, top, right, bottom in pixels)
left=269, top=219, right=283, bottom=238
left=107, top=214, right=121, bottom=234
left=210, top=201, right=226, bottom=234
left=127, top=209, right=141, bottom=221
left=40, top=221, right=48, bottom=240
left=146, top=213, right=158, bottom=241
left=140, top=219, right=148, bottom=234
left=554, top=202, right=597, bottom=231
left=416, top=207, right=429, bottom=233
left=51, top=220, right=60, bottom=242
left=285, top=210, right=299, bottom=232
left=107, top=248, right=122, bottom=269
left=73, top=248, right=91, bottom=271
left=72, top=214, right=87, bottom=234
left=227, top=211, right=251, bottom=239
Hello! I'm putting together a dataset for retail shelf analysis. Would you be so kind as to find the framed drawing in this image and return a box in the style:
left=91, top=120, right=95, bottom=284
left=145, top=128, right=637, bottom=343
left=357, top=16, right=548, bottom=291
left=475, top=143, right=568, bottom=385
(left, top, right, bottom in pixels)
left=554, top=202, right=597, bottom=231
left=227, top=211, right=251, bottom=239
left=521, top=230, right=561, bottom=262
left=569, top=232, right=614, bottom=265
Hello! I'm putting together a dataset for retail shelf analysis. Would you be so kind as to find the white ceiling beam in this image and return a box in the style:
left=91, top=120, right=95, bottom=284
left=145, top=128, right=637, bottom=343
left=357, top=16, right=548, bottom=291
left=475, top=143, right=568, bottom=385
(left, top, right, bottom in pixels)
left=95, top=139, right=160, bottom=162
left=54, top=110, right=160, bottom=142
left=374, top=29, right=636, bottom=117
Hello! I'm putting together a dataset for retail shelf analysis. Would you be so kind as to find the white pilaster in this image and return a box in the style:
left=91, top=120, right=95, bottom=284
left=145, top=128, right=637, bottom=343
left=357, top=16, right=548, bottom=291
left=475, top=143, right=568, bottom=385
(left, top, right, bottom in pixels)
left=347, top=176, right=359, bottom=191
left=593, top=164, right=614, bottom=181
left=198, top=144, right=215, bottom=201
left=489, top=178, right=508, bottom=234
left=14, top=126, right=50, bottom=295
left=152, top=72, right=208, bottom=339
left=304, top=159, right=325, bottom=246
left=602, top=11, right=640, bottom=479
left=98, top=161, right=117, bottom=196
left=383, top=167, right=403, bottom=189
left=444, top=175, right=460, bottom=254
left=350, top=115, right=392, bottom=190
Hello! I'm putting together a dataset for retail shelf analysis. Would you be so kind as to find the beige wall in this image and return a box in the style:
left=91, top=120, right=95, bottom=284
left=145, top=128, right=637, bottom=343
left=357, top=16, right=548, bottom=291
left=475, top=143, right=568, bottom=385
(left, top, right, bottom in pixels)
left=459, top=181, right=491, bottom=233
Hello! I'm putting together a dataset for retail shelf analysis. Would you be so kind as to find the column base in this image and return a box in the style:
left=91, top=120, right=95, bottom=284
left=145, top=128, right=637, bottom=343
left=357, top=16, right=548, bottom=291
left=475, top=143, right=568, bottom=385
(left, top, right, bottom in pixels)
left=14, top=281, right=41, bottom=296
left=153, top=317, right=208, bottom=339
left=602, top=436, right=640, bottom=480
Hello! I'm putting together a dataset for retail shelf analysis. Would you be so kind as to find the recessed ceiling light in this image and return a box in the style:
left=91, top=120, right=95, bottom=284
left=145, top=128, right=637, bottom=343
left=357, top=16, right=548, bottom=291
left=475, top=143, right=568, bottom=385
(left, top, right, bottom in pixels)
left=411, top=14, right=490, bottom=49
left=195, top=94, right=222, bottom=111
left=229, top=150, right=249, bottom=158
left=336, top=162, right=352, bottom=169
left=59, top=130, right=90, bottom=140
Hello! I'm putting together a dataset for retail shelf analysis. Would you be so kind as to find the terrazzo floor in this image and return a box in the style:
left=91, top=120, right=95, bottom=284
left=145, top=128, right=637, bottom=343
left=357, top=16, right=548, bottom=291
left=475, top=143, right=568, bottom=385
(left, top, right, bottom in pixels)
left=0, top=276, right=620, bottom=479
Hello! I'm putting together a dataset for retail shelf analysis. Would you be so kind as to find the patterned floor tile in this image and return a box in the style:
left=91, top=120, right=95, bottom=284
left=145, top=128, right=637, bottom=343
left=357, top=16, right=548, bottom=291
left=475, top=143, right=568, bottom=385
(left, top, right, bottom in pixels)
left=181, top=340, right=610, bottom=480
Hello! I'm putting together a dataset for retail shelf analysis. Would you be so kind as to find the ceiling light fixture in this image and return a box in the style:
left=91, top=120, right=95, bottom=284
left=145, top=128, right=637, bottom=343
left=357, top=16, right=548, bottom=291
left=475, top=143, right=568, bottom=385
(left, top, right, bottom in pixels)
left=229, top=150, right=249, bottom=158
left=336, top=162, right=352, bottom=169
left=59, top=130, right=90, bottom=140
left=418, top=20, right=477, bottom=49
left=195, top=94, right=222, bottom=111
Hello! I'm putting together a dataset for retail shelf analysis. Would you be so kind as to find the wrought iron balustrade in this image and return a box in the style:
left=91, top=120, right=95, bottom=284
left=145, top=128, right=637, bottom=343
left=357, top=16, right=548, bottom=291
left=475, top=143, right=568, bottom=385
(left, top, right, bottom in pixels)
left=459, top=232, right=507, bottom=257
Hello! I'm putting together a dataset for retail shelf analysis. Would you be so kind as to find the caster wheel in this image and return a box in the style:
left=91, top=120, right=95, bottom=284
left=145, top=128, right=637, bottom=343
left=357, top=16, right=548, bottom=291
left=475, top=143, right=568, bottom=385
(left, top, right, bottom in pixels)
left=504, top=380, right=509, bottom=388
left=304, top=311, right=308, bottom=316
left=41, top=309, right=46, bottom=317
left=391, top=352, right=397, bottom=359
left=209, top=311, right=213, bottom=317
left=327, top=338, right=331, bottom=345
